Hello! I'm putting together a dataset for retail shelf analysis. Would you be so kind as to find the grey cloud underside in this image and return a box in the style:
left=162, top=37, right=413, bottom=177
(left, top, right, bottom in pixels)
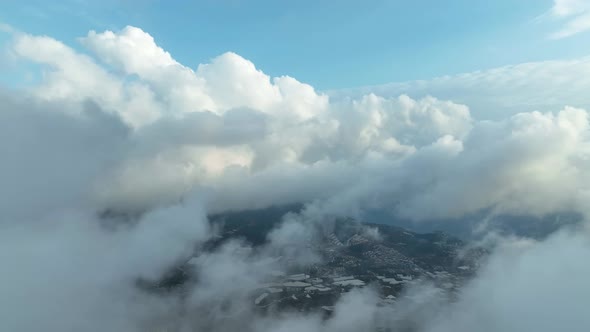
left=2, top=25, right=590, bottom=332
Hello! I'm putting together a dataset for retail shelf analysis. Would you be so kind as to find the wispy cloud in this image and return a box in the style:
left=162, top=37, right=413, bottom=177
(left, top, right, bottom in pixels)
left=0, top=22, right=15, bottom=33
left=550, top=12, right=590, bottom=38
left=546, top=0, right=590, bottom=39
left=332, top=56, right=590, bottom=120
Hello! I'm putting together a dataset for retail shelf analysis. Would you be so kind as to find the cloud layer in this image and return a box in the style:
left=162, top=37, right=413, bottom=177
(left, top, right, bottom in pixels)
left=2, top=25, right=590, bottom=332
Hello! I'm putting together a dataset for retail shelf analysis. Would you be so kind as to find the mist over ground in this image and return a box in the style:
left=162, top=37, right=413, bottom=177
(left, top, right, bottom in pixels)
left=1, top=24, right=590, bottom=332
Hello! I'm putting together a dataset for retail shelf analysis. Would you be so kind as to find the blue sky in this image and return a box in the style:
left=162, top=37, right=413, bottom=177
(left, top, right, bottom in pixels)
left=1, top=0, right=590, bottom=89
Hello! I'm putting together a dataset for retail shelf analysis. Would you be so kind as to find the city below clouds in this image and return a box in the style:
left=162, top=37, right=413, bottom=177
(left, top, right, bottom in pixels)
left=1, top=10, right=590, bottom=332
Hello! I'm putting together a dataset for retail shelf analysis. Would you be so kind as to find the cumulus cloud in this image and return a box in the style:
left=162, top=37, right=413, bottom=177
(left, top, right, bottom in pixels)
left=394, top=107, right=590, bottom=219
left=2, top=25, right=590, bottom=332
left=79, top=26, right=328, bottom=123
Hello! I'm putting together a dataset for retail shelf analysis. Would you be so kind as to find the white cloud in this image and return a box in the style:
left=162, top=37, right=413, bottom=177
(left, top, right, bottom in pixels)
left=550, top=0, right=590, bottom=17
left=395, top=107, right=590, bottom=219
left=333, top=56, right=590, bottom=120
left=547, top=0, right=590, bottom=38
left=83, top=26, right=177, bottom=75
left=13, top=33, right=162, bottom=127
left=80, top=26, right=328, bottom=122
